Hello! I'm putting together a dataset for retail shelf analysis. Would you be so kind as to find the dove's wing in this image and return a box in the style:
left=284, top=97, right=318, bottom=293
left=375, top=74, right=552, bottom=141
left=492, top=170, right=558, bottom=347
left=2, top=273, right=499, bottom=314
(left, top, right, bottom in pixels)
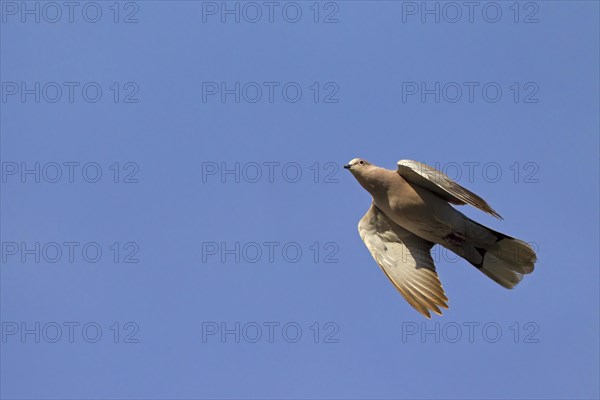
left=397, top=159, right=502, bottom=219
left=358, top=204, right=449, bottom=318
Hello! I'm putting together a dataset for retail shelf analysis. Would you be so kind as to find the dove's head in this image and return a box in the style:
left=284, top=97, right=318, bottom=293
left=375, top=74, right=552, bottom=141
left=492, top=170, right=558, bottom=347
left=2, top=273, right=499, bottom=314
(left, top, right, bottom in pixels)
left=344, top=158, right=381, bottom=192
left=343, top=158, right=371, bottom=170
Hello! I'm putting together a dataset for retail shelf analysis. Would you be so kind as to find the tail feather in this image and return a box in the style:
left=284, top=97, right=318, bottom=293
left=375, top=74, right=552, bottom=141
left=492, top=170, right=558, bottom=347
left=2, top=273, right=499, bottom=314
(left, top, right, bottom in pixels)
left=477, top=251, right=525, bottom=289
left=491, top=238, right=536, bottom=274
left=450, top=219, right=537, bottom=289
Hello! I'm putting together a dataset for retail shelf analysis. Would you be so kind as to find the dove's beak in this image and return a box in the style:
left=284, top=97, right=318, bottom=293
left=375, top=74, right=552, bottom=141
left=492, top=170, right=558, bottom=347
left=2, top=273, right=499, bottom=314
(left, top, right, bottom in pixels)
left=343, top=164, right=351, bottom=169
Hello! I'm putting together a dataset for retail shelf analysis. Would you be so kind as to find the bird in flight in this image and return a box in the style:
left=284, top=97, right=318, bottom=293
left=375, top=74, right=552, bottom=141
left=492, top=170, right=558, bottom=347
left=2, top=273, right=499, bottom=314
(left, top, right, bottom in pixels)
left=344, top=158, right=537, bottom=318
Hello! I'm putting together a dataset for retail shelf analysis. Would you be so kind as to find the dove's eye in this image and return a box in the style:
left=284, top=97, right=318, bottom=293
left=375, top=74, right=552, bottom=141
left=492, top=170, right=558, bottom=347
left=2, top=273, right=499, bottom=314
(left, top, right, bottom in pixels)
left=359, top=161, right=364, bottom=165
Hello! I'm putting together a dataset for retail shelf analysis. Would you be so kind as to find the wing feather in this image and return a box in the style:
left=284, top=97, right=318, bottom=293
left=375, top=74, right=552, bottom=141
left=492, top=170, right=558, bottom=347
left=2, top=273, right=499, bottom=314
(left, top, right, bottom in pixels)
left=397, top=160, right=502, bottom=219
left=358, top=204, right=449, bottom=318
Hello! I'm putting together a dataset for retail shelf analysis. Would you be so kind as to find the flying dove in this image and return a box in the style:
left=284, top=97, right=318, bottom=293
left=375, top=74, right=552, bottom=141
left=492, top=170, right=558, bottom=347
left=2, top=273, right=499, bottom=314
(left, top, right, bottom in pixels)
left=344, top=158, right=537, bottom=318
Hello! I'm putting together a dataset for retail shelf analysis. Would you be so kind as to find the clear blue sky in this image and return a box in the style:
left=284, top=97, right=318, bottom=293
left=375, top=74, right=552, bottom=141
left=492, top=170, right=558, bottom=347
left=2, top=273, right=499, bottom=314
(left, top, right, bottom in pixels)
left=1, top=1, right=599, bottom=399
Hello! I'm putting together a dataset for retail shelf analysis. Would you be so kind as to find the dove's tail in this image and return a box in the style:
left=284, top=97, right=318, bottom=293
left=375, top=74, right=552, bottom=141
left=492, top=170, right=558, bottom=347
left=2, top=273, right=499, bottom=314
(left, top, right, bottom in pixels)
left=448, top=219, right=537, bottom=289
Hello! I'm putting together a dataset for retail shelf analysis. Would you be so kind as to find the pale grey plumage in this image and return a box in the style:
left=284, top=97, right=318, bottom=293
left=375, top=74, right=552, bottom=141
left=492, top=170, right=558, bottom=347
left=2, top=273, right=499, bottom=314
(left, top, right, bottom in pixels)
left=345, top=158, right=537, bottom=318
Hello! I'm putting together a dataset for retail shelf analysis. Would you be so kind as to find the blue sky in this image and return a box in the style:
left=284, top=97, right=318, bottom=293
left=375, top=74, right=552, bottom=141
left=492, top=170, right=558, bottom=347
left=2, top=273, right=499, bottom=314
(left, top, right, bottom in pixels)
left=1, top=1, right=599, bottom=399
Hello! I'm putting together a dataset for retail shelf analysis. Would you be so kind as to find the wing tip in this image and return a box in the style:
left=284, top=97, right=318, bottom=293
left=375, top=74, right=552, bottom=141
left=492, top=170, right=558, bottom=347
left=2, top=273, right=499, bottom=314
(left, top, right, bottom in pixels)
left=491, top=210, right=504, bottom=220
left=419, top=305, right=447, bottom=318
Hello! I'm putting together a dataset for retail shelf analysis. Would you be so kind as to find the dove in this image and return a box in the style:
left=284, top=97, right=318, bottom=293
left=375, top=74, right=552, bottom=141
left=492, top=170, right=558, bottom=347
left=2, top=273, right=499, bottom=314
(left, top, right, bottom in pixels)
left=344, top=158, right=537, bottom=318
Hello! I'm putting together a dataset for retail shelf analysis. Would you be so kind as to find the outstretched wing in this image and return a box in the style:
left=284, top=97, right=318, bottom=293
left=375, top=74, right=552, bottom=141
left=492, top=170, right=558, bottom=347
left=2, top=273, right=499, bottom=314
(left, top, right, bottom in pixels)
left=358, top=204, right=449, bottom=318
left=397, top=159, right=502, bottom=219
